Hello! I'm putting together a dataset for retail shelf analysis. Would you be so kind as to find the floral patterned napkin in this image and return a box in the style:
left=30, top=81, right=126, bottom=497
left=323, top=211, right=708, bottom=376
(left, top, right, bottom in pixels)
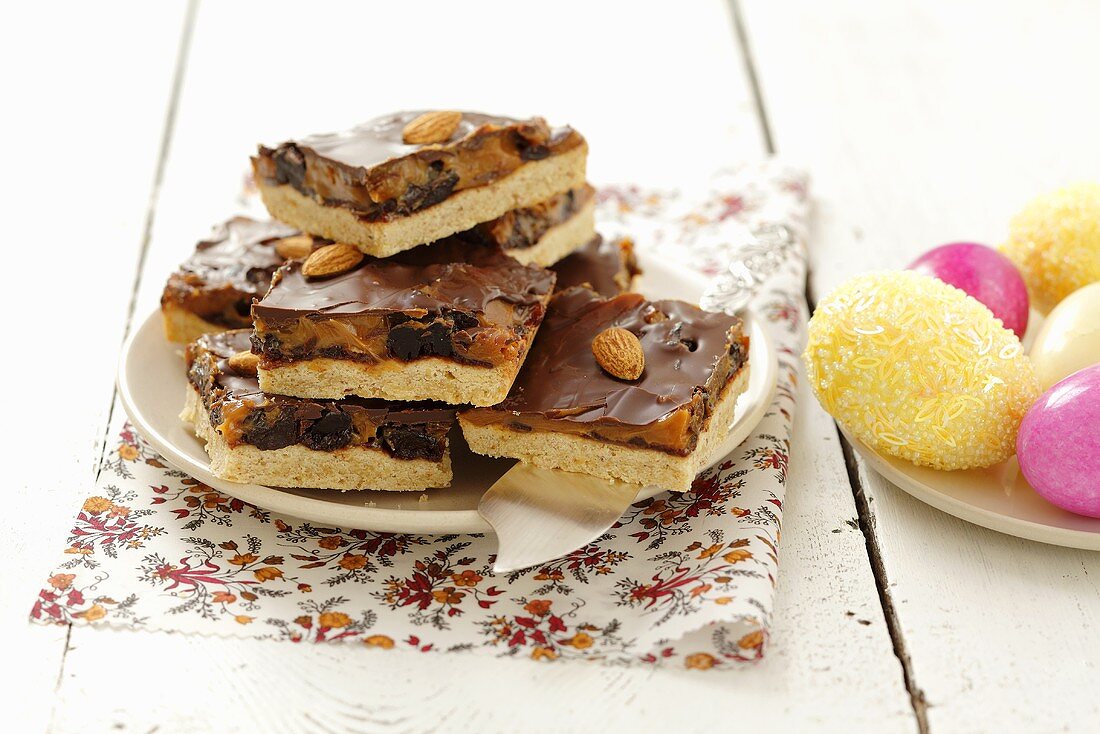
left=31, top=162, right=809, bottom=669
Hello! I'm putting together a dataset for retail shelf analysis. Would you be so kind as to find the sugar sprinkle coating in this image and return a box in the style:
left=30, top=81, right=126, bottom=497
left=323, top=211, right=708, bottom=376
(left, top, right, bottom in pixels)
left=1001, top=182, right=1100, bottom=314
left=804, top=271, right=1040, bottom=470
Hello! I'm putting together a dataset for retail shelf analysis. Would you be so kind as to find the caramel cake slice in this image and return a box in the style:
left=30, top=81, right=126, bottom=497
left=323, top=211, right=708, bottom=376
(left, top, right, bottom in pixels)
left=160, top=217, right=314, bottom=343
left=462, top=185, right=596, bottom=266
left=181, top=330, right=455, bottom=491
left=161, top=193, right=592, bottom=345
left=459, top=287, right=750, bottom=492
left=252, top=111, right=587, bottom=257
left=252, top=242, right=556, bottom=406
left=550, top=235, right=641, bottom=296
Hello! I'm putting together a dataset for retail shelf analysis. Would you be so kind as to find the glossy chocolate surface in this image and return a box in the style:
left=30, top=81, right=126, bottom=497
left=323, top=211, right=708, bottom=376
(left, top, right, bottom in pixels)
left=472, top=287, right=747, bottom=429
left=551, top=235, right=640, bottom=297
left=161, top=217, right=300, bottom=327
left=256, top=243, right=553, bottom=322
left=252, top=243, right=555, bottom=367
left=285, top=112, right=554, bottom=171
left=188, top=330, right=454, bottom=458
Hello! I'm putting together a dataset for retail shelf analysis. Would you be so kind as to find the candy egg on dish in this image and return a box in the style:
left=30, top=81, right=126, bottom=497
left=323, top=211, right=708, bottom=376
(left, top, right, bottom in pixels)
left=908, top=242, right=1029, bottom=337
left=1017, top=364, right=1100, bottom=518
left=1001, top=182, right=1100, bottom=314
left=804, top=271, right=1040, bottom=470
left=1029, top=282, right=1100, bottom=390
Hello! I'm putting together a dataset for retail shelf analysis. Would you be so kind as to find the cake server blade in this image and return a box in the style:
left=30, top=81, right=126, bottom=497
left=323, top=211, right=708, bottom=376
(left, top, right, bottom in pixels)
left=479, top=464, right=644, bottom=573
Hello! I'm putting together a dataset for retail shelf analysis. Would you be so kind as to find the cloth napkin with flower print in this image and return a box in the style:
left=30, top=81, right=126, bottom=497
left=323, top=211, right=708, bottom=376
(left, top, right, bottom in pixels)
left=31, top=161, right=809, bottom=670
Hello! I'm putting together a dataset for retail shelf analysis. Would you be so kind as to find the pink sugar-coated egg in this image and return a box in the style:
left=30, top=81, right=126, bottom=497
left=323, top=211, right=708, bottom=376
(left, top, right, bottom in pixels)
left=1017, top=364, right=1100, bottom=518
left=908, top=243, right=1030, bottom=337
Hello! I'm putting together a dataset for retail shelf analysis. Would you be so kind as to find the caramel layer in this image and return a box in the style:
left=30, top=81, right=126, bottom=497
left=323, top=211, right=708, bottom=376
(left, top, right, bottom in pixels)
left=187, top=330, right=454, bottom=458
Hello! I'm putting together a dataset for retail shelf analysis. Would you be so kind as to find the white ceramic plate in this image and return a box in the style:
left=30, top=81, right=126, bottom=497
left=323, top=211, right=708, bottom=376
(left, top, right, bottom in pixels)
left=118, top=255, right=778, bottom=533
left=845, top=430, right=1100, bottom=550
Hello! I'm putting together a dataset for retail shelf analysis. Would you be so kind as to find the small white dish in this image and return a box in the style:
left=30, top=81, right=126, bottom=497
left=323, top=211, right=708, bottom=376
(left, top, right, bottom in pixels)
left=844, top=430, right=1100, bottom=551
left=117, top=255, right=778, bottom=534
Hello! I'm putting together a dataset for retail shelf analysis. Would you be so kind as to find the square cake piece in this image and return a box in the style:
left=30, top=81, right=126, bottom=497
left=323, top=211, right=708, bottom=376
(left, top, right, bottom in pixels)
left=182, top=330, right=455, bottom=491
left=252, top=111, right=587, bottom=257
left=459, top=287, right=750, bottom=491
left=252, top=243, right=556, bottom=406
left=161, top=217, right=305, bottom=343
left=550, top=235, right=641, bottom=296
left=461, top=185, right=595, bottom=266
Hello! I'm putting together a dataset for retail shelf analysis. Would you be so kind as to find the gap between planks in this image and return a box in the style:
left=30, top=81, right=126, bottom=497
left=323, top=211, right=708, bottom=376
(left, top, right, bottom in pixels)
left=728, top=1, right=929, bottom=730
left=50, top=3, right=202, bottom=731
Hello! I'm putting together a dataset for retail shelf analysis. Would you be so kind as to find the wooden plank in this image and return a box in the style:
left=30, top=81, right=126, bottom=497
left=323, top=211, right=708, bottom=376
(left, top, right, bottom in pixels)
left=53, top=0, right=913, bottom=730
left=743, top=0, right=1100, bottom=730
left=0, top=2, right=191, bottom=733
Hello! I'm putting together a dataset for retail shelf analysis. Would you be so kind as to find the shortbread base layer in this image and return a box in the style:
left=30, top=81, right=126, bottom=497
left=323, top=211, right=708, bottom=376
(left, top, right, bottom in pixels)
left=506, top=196, right=595, bottom=267
left=459, top=366, right=750, bottom=492
left=182, top=387, right=451, bottom=491
left=257, top=145, right=588, bottom=258
left=162, top=302, right=231, bottom=344
left=257, top=353, right=528, bottom=407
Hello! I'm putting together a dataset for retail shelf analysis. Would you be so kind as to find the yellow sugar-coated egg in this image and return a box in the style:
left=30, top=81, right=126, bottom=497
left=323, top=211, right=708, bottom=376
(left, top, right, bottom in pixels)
left=804, top=271, right=1040, bottom=470
left=1001, top=182, right=1100, bottom=314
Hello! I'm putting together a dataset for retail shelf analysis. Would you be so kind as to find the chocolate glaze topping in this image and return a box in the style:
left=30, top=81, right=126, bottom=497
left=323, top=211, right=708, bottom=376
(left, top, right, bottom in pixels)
left=162, top=217, right=299, bottom=325
left=254, top=244, right=555, bottom=326
left=487, top=287, right=746, bottom=428
left=188, top=330, right=454, bottom=457
left=286, top=112, right=573, bottom=172
left=551, top=236, right=641, bottom=297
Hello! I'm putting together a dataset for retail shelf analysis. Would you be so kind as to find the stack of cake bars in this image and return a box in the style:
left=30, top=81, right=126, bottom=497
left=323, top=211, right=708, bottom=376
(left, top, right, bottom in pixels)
left=164, top=110, right=749, bottom=493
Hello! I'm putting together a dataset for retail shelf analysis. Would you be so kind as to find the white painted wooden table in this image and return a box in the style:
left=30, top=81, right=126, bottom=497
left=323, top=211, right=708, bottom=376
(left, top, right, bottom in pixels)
left=6, top=2, right=1099, bottom=731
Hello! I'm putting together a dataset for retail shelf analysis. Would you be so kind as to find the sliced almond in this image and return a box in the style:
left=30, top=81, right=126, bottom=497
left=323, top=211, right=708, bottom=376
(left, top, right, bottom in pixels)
left=301, top=243, right=364, bottom=279
left=227, top=350, right=260, bottom=376
left=592, top=327, right=645, bottom=380
left=274, top=234, right=314, bottom=260
left=402, top=111, right=462, bottom=145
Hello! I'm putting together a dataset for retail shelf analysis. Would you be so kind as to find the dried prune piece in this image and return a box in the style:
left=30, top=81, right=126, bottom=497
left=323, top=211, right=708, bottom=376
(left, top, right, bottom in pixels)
left=387, top=325, right=422, bottom=360
left=381, top=424, right=443, bottom=461
left=242, top=408, right=298, bottom=450
left=403, top=171, right=458, bottom=212
left=273, top=144, right=307, bottom=189
left=302, top=412, right=354, bottom=451
left=451, top=310, right=480, bottom=331
left=421, top=322, right=454, bottom=357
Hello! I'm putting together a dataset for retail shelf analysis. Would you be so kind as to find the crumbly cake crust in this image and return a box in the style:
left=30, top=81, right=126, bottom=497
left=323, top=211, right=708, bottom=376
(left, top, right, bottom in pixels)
left=257, top=351, right=532, bottom=407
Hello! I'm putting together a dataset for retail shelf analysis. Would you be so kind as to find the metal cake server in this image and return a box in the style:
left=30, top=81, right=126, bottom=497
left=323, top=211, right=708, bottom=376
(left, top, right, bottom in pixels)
left=480, top=223, right=797, bottom=574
